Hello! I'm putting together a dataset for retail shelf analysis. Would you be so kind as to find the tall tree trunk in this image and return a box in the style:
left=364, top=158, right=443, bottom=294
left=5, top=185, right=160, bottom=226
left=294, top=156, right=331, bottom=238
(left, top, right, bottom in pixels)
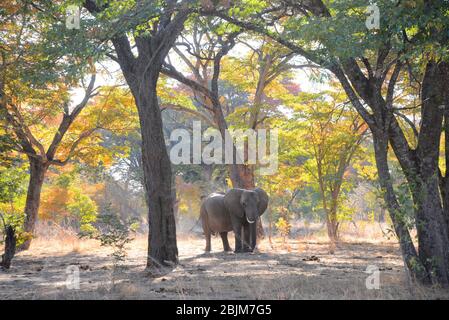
left=84, top=0, right=191, bottom=270
left=414, top=61, right=449, bottom=285
left=20, top=157, right=48, bottom=250
left=336, top=60, right=448, bottom=285
left=372, top=132, right=430, bottom=284
left=133, top=71, right=178, bottom=268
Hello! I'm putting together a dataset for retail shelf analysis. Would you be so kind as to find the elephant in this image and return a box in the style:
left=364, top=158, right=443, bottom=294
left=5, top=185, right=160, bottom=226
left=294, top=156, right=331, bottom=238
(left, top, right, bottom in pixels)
left=200, top=188, right=269, bottom=253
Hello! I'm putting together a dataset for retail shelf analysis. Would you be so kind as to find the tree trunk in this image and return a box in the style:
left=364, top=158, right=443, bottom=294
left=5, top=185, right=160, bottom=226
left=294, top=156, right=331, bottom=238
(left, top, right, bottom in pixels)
left=326, top=206, right=339, bottom=243
left=336, top=58, right=448, bottom=285
left=172, top=173, right=179, bottom=224
left=20, top=158, right=48, bottom=250
left=372, top=133, right=430, bottom=283
left=84, top=0, right=190, bottom=270
left=199, top=164, right=214, bottom=197
left=378, top=207, right=385, bottom=223
left=414, top=61, right=449, bottom=285
left=1, top=225, right=16, bottom=269
left=132, top=71, right=178, bottom=268
left=415, top=173, right=449, bottom=285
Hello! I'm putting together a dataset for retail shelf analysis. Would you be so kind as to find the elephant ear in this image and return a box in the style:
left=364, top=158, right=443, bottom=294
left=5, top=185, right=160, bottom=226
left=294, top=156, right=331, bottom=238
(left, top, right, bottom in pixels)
left=224, top=188, right=245, bottom=219
left=254, top=188, right=269, bottom=216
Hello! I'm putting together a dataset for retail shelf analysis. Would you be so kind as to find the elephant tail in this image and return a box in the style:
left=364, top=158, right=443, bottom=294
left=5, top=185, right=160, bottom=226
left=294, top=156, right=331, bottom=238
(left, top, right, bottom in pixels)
left=198, top=203, right=217, bottom=236
left=189, top=203, right=207, bottom=234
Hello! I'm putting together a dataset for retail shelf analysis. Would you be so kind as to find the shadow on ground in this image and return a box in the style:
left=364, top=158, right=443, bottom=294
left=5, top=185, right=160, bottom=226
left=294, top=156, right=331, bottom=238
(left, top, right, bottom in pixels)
left=0, top=237, right=447, bottom=299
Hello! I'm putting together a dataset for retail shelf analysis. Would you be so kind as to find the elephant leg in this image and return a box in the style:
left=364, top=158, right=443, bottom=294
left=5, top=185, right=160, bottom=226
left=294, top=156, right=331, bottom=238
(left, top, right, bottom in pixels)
left=250, top=222, right=257, bottom=251
left=234, top=225, right=243, bottom=253
left=243, top=224, right=252, bottom=252
left=205, top=230, right=211, bottom=252
left=201, top=206, right=212, bottom=253
left=220, top=232, right=232, bottom=252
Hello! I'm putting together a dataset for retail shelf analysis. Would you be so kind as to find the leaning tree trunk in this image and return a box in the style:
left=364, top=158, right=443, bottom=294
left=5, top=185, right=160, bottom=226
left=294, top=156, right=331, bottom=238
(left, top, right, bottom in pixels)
left=372, top=132, right=430, bottom=284
left=20, top=157, right=48, bottom=250
left=132, top=70, right=178, bottom=268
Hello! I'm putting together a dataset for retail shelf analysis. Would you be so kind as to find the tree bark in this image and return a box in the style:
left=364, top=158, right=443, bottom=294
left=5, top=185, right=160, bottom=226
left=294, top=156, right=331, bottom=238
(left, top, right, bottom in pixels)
left=20, top=157, right=48, bottom=250
left=162, top=32, right=269, bottom=238
left=1, top=225, right=16, bottom=269
left=91, top=1, right=191, bottom=268
left=130, top=69, right=179, bottom=268
left=378, top=207, right=385, bottom=223
left=334, top=58, right=445, bottom=284
left=326, top=206, right=339, bottom=243
left=213, top=0, right=449, bottom=286
left=414, top=61, right=449, bottom=285
left=372, top=132, right=430, bottom=284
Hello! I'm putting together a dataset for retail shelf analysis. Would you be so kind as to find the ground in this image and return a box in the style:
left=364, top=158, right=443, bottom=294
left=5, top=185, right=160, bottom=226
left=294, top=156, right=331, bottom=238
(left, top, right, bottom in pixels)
left=1, top=230, right=448, bottom=300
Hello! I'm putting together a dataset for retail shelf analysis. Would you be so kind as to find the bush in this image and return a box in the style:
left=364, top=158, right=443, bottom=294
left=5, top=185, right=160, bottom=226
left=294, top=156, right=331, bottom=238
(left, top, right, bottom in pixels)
left=79, top=206, right=138, bottom=266
left=67, top=190, right=98, bottom=234
left=275, top=217, right=291, bottom=243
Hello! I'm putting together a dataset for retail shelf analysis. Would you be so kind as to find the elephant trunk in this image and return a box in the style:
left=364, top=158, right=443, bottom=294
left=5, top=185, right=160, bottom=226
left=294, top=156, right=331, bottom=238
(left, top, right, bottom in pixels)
left=245, top=205, right=258, bottom=224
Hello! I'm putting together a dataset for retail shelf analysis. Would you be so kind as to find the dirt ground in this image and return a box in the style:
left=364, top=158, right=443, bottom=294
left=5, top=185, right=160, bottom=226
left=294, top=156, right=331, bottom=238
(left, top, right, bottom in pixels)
left=1, top=234, right=448, bottom=300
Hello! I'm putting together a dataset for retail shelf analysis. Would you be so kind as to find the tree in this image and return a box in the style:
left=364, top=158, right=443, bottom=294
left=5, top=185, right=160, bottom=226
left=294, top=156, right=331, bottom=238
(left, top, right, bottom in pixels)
left=161, top=17, right=248, bottom=188
left=82, top=0, right=200, bottom=268
left=212, top=0, right=449, bottom=286
left=163, top=17, right=300, bottom=189
left=294, top=90, right=367, bottom=242
left=162, top=16, right=305, bottom=236
left=0, top=1, right=107, bottom=249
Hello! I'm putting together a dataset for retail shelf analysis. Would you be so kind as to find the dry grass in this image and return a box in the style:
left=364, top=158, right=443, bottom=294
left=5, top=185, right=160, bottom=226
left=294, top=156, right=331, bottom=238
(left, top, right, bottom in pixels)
left=1, top=224, right=448, bottom=300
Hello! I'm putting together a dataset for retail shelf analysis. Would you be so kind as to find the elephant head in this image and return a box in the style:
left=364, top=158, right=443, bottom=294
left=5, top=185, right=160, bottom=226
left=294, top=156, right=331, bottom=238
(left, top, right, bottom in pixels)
left=224, top=188, right=269, bottom=224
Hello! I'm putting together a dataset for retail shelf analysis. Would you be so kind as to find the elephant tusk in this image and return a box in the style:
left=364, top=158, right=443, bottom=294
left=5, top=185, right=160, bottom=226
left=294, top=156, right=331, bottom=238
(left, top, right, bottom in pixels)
left=246, top=218, right=255, bottom=224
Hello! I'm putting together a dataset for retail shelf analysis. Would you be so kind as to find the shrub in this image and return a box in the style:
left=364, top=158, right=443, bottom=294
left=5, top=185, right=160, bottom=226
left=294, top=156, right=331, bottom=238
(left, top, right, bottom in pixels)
left=80, top=205, right=138, bottom=266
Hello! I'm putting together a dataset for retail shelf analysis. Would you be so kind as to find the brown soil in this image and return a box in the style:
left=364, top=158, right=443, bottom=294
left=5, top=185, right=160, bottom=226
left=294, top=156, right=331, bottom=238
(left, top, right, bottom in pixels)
left=1, top=235, right=448, bottom=299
